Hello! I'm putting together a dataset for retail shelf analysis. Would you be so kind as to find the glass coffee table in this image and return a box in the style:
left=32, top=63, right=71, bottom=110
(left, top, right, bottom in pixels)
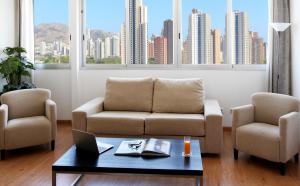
left=52, top=137, right=203, bottom=186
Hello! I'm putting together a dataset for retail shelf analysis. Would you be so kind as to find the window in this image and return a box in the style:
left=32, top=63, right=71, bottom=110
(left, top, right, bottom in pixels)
left=84, top=0, right=124, bottom=65
left=232, top=0, right=268, bottom=64
left=182, top=0, right=227, bottom=65
left=81, top=0, right=268, bottom=68
left=34, top=0, right=70, bottom=64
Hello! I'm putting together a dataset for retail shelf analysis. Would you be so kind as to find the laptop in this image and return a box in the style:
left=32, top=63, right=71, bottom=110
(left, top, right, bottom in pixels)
left=72, top=129, right=114, bottom=155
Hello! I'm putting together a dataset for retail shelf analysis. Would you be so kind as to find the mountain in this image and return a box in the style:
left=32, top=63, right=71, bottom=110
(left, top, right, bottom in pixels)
left=34, top=23, right=119, bottom=45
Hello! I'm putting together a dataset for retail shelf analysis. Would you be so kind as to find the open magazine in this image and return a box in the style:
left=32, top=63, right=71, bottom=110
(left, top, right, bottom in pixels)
left=115, top=138, right=171, bottom=157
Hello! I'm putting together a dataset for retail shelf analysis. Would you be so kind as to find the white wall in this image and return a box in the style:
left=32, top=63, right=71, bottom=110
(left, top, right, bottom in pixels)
left=31, top=69, right=266, bottom=126
left=291, top=0, right=300, bottom=99
left=34, top=70, right=72, bottom=120
left=0, top=0, right=18, bottom=50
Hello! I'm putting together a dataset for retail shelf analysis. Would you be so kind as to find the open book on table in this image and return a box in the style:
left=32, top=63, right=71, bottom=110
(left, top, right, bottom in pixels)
left=114, top=138, right=171, bottom=157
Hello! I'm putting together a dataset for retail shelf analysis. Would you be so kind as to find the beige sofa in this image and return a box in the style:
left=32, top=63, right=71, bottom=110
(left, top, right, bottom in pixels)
left=231, top=92, right=300, bottom=175
left=72, top=77, right=223, bottom=154
left=0, top=88, right=57, bottom=160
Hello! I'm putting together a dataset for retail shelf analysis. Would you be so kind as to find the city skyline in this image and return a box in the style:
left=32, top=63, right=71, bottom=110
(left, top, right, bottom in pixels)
left=34, top=0, right=268, bottom=65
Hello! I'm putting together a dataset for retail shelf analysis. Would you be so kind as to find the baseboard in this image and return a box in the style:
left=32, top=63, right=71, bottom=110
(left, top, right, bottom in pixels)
left=58, top=120, right=72, bottom=125
left=223, top=127, right=231, bottom=132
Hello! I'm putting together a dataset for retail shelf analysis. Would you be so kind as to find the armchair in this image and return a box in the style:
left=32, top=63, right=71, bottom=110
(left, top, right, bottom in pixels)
left=231, top=92, right=300, bottom=175
left=0, top=88, right=57, bottom=160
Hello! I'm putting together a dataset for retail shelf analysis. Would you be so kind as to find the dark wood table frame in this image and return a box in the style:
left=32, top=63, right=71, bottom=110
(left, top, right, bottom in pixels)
left=52, top=138, right=203, bottom=186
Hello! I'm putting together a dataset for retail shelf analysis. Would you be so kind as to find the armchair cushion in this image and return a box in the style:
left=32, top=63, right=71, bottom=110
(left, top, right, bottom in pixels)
left=152, top=78, right=204, bottom=114
left=252, top=93, right=300, bottom=126
left=1, top=88, right=50, bottom=120
left=104, top=77, right=154, bottom=112
left=236, top=123, right=280, bottom=162
left=145, top=113, right=205, bottom=136
left=5, top=116, right=51, bottom=150
left=87, top=111, right=150, bottom=135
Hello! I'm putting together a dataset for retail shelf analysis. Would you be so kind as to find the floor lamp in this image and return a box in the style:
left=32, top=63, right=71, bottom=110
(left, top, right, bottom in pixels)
left=270, top=22, right=291, bottom=93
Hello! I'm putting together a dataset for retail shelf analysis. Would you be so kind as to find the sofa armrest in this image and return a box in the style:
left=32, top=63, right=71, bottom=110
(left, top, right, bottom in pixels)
left=231, top=104, right=254, bottom=148
left=46, top=99, right=57, bottom=140
left=72, top=97, right=104, bottom=131
left=0, top=104, right=8, bottom=149
left=279, top=112, right=300, bottom=162
left=204, top=99, right=223, bottom=153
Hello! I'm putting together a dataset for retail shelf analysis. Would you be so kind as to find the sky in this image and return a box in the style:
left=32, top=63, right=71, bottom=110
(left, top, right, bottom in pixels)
left=34, top=0, right=268, bottom=41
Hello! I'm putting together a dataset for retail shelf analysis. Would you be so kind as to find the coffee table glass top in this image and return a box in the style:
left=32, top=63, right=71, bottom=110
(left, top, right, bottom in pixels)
left=53, top=138, right=203, bottom=176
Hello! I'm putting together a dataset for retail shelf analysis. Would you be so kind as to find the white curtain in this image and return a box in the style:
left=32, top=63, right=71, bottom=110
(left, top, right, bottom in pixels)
left=20, top=0, right=34, bottom=63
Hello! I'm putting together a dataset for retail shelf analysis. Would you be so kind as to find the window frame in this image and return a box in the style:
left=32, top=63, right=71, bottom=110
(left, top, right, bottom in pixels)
left=33, top=0, right=71, bottom=69
left=73, top=0, right=266, bottom=71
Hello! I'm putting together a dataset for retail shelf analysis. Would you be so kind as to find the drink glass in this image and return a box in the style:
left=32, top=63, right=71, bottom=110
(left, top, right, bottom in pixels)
left=184, top=136, right=191, bottom=157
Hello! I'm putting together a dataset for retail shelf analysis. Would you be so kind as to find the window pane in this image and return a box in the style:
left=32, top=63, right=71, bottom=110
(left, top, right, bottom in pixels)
left=182, top=0, right=227, bottom=64
left=85, top=0, right=124, bottom=64
left=84, top=0, right=173, bottom=65
left=232, top=0, right=268, bottom=64
left=34, top=0, right=69, bottom=64
left=145, top=0, right=173, bottom=64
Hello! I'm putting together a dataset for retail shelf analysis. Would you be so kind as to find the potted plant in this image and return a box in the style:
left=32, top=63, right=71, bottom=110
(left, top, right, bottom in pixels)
left=0, top=47, right=36, bottom=95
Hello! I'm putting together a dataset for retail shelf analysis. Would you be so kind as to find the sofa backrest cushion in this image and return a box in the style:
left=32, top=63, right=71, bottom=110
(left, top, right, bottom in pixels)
left=104, top=77, right=154, bottom=112
left=1, top=88, right=51, bottom=120
left=252, top=92, right=300, bottom=125
left=152, top=78, right=204, bottom=114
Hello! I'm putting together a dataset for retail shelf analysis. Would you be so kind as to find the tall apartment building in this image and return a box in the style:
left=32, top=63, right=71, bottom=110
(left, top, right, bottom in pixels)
left=212, top=29, right=222, bottom=64
left=87, top=39, right=95, bottom=57
left=163, top=19, right=173, bottom=64
left=233, top=11, right=250, bottom=64
left=111, top=36, right=120, bottom=57
left=95, top=38, right=104, bottom=60
left=154, top=36, right=168, bottom=64
left=250, top=32, right=266, bottom=64
left=188, top=9, right=212, bottom=64
left=125, top=0, right=148, bottom=64
left=120, top=23, right=126, bottom=64
left=104, top=37, right=111, bottom=58
left=147, top=40, right=154, bottom=59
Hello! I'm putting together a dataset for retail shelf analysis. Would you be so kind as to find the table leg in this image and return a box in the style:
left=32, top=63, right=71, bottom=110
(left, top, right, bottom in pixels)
left=196, top=176, right=203, bottom=186
left=70, top=174, right=84, bottom=186
left=52, top=171, right=56, bottom=186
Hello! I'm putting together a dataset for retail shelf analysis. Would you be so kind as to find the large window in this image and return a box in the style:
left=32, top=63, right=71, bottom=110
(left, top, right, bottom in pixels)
left=82, top=0, right=268, bottom=67
left=233, top=0, right=268, bottom=64
left=34, top=0, right=69, bottom=64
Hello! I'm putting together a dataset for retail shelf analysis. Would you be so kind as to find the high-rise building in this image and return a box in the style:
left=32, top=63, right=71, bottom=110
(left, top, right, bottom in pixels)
left=154, top=36, right=168, bottom=64
left=120, top=23, right=126, bottom=64
left=111, top=36, right=120, bottom=57
left=147, top=40, right=154, bottom=59
left=95, top=39, right=104, bottom=60
left=163, top=19, right=173, bottom=64
left=40, top=42, right=47, bottom=55
left=250, top=32, right=266, bottom=64
left=125, top=0, right=148, bottom=64
left=187, top=9, right=212, bottom=64
left=233, top=11, right=250, bottom=64
left=87, top=39, right=95, bottom=57
left=212, top=29, right=222, bottom=64
left=182, top=40, right=189, bottom=64
left=104, top=37, right=111, bottom=58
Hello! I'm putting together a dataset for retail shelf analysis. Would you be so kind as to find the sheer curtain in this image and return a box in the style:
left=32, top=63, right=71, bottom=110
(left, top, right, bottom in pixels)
left=19, top=0, right=34, bottom=63
left=268, top=0, right=291, bottom=95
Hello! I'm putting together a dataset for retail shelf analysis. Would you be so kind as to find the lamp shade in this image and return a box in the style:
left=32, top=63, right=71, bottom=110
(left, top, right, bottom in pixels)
left=270, top=22, right=291, bottom=32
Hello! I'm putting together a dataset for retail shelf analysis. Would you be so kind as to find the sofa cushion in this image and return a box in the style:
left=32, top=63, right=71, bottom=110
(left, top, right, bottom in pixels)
left=5, top=116, right=51, bottom=150
left=252, top=93, right=300, bottom=126
left=145, top=113, right=205, bottom=136
left=87, top=111, right=150, bottom=135
left=152, top=78, right=204, bottom=114
left=236, top=123, right=280, bottom=162
left=104, top=77, right=154, bottom=112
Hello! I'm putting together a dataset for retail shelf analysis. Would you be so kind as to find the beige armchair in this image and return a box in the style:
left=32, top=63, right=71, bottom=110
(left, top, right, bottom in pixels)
left=0, top=88, right=57, bottom=160
left=231, top=92, right=300, bottom=175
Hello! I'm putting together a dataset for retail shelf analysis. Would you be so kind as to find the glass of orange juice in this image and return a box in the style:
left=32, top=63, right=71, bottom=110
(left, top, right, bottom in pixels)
left=184, top=136, right=191, bottom=157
